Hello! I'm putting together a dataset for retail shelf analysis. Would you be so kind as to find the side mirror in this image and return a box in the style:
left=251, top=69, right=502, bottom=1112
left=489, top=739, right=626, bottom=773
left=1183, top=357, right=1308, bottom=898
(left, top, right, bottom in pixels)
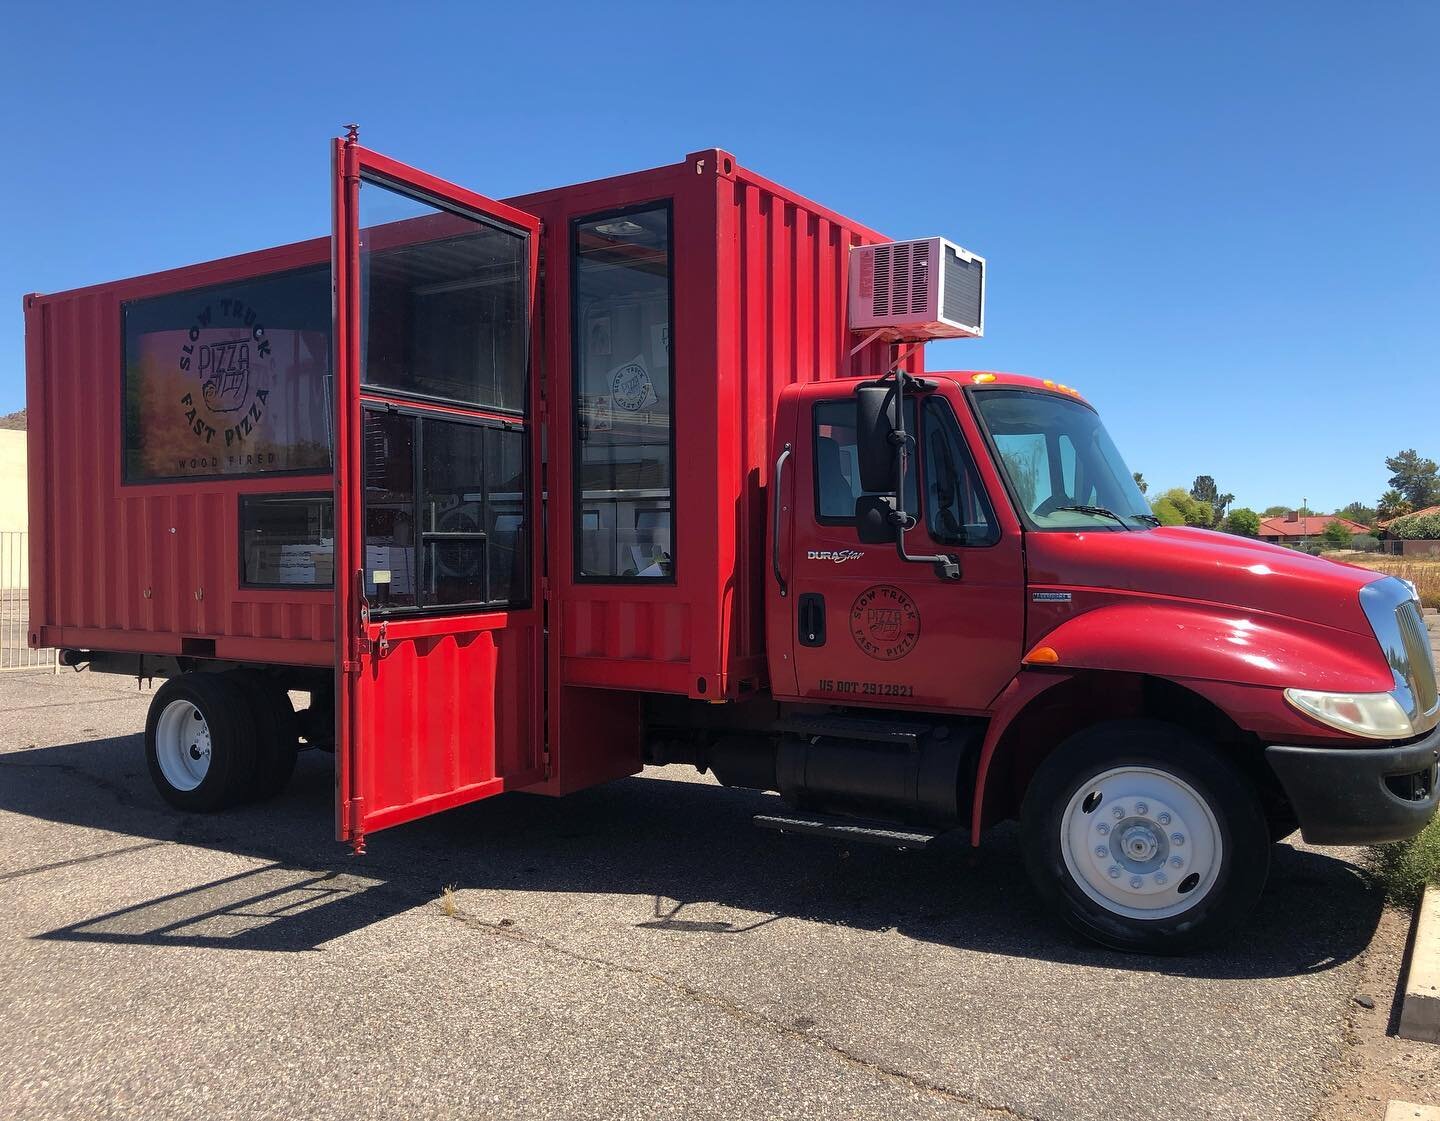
left=855, top=495, right=898, bottom=544
left=855, top=384, right=899, bottom=494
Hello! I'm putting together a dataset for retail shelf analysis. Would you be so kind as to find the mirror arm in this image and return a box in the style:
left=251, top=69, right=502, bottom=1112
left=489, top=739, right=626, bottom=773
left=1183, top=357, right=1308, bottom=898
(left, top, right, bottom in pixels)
left=885, top=358, right=962, bottom=582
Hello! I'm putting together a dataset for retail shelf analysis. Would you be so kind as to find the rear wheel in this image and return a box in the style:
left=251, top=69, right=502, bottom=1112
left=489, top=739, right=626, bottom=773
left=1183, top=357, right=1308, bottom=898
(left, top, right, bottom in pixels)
left=227, top=671, right=300, bottom=802
left=145, top=674, right=258, bottom=812
left=1020, top=719, right=1269, bottom=953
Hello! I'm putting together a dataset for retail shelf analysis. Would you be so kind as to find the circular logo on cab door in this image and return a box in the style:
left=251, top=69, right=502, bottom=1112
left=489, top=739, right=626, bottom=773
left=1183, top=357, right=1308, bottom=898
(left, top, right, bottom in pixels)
left=849, top=584, right=921, bottom=661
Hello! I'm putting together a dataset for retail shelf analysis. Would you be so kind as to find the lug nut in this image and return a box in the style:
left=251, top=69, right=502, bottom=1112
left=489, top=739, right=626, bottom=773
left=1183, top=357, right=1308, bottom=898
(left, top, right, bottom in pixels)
left=1170, top=856, right=1183, bottom=868
left=1154, top=872, right=1168, bottom=885
left=1112, top=807, right=1125, bottom=820
left=1135, top=802, right=1149, bottom=816
left=1097, top=822, right=1110, bottom=835
left=1157, top=812, right=1171, bottom=825
left=1095, top=846, right=1108, bottom=858
left=1171, top=833, right=1185, bottom=846
left=1108, top=865, right=1122, bottom=879
left=1129, top=876, right=1143, bottom=889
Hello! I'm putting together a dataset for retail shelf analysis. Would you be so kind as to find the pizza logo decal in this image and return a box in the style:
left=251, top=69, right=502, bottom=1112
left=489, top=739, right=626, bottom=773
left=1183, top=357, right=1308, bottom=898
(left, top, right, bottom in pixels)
left=849, top=584, right=921, bottom=661
left=176, top=296, right=272, bottom=449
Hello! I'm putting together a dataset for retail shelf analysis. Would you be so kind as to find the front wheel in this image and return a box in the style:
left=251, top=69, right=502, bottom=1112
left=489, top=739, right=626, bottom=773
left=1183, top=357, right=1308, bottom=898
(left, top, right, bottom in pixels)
left=1020, top=720, right=1270, bottom=953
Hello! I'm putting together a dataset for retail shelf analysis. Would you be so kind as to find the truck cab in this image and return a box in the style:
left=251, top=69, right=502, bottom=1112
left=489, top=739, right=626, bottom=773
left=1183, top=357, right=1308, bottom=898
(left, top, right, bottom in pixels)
left=729, top=368, right=1438, bottom=949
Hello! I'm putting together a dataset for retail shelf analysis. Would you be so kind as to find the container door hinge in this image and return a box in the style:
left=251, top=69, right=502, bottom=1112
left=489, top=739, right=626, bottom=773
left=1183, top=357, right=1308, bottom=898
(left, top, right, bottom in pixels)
left=346, top=798, right=366, bottom=854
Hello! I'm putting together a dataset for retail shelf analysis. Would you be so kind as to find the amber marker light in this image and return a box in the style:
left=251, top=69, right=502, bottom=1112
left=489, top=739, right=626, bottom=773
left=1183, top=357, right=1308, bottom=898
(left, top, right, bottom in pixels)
left=1024, top=646, right=1061, bottom=664
left=971, top=373, right=997, bottom=384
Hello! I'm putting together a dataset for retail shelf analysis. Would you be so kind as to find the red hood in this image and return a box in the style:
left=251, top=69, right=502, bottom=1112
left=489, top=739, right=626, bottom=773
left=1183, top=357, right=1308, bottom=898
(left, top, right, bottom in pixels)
left=1026, top=525, right=1383, bottom=636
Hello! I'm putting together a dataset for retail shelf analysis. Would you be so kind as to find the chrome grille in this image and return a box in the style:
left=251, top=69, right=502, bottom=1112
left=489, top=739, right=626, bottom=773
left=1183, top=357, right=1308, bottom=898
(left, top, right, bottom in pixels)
left=1398, top=599, right=1438, bottom=715
left=1360, top=577, right=1440, bottom=735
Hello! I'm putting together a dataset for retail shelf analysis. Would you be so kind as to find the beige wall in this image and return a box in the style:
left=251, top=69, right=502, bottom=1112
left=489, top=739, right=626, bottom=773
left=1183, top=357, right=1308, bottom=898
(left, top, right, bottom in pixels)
left=0, top=430, right=26, bottom=534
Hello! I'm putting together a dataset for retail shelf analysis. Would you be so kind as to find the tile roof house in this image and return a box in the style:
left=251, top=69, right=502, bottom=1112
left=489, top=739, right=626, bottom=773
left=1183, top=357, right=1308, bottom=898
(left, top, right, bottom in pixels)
left=1377, top=505, right=1440, bottom=533
left=1256, top=512, right=1370, bottom=542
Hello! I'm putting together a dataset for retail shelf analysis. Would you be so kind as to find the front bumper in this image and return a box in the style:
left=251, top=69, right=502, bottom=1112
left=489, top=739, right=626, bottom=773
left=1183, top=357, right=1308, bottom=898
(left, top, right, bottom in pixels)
left=1266, top=724, right=1440, bottom=845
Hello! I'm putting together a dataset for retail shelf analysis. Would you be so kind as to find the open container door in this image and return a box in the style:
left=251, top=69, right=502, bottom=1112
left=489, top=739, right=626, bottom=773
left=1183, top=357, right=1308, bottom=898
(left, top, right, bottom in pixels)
left=332, top=130, right=544, bottom=851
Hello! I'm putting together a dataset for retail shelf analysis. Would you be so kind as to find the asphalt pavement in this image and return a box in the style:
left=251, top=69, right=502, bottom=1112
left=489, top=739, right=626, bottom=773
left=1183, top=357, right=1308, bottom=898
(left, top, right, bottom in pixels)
left=0, top=669, right=1392, bottom=1120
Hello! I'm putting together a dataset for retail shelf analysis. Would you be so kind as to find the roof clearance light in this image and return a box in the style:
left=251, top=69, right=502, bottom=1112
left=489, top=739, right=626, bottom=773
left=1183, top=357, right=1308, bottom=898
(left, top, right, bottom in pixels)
left=971, top=373, right=997, bottom=384
left=1043, top=379, right=1057, bottom=388
left=1024, top=646, right=1061, bottom=664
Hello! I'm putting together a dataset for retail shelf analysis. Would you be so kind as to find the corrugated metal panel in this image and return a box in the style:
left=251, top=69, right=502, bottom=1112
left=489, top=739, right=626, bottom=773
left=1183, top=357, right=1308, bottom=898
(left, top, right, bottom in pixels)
left=27, top=248, right=334, bottom=667
left=725, top=163, right=916, bottom=678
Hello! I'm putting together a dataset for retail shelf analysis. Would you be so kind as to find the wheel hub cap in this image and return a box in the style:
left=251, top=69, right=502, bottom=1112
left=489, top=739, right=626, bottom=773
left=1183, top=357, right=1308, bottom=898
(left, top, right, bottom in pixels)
left=1059, top=765, right=1222, bottom=920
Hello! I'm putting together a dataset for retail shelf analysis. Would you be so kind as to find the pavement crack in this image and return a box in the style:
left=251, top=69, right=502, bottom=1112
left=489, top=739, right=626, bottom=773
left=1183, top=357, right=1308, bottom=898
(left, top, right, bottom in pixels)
left=434, top=902, right=1043, bottom=1120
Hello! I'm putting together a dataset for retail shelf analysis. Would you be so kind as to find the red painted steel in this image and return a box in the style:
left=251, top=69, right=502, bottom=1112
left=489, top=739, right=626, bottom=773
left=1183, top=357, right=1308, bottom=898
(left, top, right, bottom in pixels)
left=332, top=139, right=545, bottom=847
left=770, top=378, right=1026, bottom=714
left=24, top=239, right=335, bottom=668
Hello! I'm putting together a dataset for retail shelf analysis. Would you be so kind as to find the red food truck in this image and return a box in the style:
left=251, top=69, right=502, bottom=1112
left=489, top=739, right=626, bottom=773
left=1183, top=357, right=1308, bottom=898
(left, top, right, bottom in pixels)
left=22, top=132, right=1439, bottom=951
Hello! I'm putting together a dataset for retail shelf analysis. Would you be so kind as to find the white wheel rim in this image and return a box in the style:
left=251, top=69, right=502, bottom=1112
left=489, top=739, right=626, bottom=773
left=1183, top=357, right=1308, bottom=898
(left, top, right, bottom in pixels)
left=1060, top=765, right=1223, bottom=921
left=155, top=699, right=213, bottom=792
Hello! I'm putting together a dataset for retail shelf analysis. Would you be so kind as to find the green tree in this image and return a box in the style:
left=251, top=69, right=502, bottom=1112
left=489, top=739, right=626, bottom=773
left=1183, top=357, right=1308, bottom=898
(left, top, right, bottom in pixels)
left=1378, top=489, right=1414, bottom=521
left=1262, top=504, right=1290, bottom=517
left=1321, top=520, right=1354, bottom=549
left=1152, top=487, right=1213, bottom=528
left=1223, top=507, right=1261, bottom=537
left=1385, top=449, right=1440, bottom=508
left=1132, top=471, right=1148, bottom=494
left=1337, top=501, right=1377, bottom=527
left=1189, top=476, right=1234, bottom=525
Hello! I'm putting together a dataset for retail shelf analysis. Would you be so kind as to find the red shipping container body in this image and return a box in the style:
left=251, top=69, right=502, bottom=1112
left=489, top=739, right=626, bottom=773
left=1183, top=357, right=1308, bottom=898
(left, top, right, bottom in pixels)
left=25, top=147, right=916, bottom=803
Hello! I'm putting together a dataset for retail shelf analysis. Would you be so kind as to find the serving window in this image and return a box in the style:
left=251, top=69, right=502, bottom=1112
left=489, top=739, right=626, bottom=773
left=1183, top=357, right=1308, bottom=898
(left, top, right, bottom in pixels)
left=122, top=266, right=332, bottom=483
left=571, top=205, right=675, bottom=581
left=361, top=408, right=528, bottom=613
left=240, top=493, right=334, bottom=587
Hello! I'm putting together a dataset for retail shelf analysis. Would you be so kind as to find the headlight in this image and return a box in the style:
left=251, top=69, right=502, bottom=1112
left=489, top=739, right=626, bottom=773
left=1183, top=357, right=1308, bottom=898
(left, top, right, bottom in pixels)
left=1284, top=688, right=1414, bottom=740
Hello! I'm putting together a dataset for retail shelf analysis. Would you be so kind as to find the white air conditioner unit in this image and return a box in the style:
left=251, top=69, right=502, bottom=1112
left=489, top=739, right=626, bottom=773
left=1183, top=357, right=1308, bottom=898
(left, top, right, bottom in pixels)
left=848, top=236, right=985, bottom=341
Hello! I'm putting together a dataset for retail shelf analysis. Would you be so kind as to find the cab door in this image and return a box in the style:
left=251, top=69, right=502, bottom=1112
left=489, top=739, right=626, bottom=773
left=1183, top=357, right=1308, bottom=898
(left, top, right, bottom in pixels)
left=332, top=135, right=544, bottom=849
left=779, top=384, right=1026, bottom=713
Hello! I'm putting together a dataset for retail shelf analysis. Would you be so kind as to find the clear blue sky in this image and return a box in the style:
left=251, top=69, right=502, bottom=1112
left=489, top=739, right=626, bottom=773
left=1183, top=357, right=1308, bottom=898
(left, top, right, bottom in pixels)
left=2, top=1, right=1434, bottom=514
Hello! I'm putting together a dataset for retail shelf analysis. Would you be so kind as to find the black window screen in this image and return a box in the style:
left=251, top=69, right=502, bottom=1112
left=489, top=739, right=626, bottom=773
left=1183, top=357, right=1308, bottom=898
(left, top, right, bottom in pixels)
left=362, top=410, right=528, bottom=612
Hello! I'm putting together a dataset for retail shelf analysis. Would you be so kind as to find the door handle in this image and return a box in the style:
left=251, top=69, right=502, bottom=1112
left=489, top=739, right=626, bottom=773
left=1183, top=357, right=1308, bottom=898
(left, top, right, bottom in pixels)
left=798, top=593, right=826, bottom=647
left=772, top=443, right=792, bottom=598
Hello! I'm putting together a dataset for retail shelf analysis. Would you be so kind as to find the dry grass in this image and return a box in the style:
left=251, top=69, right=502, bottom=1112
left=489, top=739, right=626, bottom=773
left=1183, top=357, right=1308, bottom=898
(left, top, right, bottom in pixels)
left=439, top=884, right=458, bottom=918
left=1329, top=555, right=1440, bottom=607
left=1366, top=812, right=1440, bottom=906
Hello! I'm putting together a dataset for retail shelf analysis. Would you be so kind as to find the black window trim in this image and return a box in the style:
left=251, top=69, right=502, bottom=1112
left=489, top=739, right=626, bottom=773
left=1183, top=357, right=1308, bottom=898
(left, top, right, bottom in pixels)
left=918, top=395, right=1002, bottom=550
left=361, top=399, right=532, bottom=617
left=356, top=172, right=534, bottom=418
left=237, top=490, right=336, bottom=590
left=119, top=262, right=335, bottom=487
left=569, top=199, right=678, bottom=586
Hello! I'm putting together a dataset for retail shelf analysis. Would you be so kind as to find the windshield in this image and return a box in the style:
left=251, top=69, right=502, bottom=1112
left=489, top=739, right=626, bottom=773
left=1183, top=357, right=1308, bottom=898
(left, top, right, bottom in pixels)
left=971, top=388, right=1153, bottom=530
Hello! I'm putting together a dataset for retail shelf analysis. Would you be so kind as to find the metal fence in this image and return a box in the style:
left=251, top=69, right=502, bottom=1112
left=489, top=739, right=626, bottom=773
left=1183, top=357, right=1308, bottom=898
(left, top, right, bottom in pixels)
left=1, top=531, right=55, bottom=671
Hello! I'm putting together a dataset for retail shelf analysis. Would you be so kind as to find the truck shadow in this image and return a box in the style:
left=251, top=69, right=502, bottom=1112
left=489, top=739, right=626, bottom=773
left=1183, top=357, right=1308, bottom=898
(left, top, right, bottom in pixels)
left=3, top=734, right=1384, bottom=978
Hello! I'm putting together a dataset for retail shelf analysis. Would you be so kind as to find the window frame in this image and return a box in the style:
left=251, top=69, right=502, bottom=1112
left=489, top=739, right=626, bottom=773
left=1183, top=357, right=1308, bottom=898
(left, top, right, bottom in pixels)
left=361, top=401, right=531, bottom=617
left=119, top=264, right=335, bottom=486
left=356, top=172, right=533, bottom=417
left=569, top=199, right=679, bottom=586
left=810, top=397, right=918, bottom=528
left=918, top=396, right=1002, bottom=550
left=237, top=491, right=336, bottom=590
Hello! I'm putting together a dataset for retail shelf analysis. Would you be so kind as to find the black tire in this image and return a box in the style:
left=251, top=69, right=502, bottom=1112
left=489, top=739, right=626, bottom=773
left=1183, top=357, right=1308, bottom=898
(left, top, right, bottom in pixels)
left=144, top=674, right=259, bottom=812
left=1019, top=719, right=1270, bottom=954
left=227, top=671, right=300, bottom=802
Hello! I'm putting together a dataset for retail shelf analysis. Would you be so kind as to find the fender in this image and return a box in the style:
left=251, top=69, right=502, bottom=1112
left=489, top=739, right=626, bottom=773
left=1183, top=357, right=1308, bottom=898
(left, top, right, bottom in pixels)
left=1020, top=600, right=1391, bottom=694
left=969, top=600, right=1394, bottom=844
left=970, top=669, right=1075, bottom=844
